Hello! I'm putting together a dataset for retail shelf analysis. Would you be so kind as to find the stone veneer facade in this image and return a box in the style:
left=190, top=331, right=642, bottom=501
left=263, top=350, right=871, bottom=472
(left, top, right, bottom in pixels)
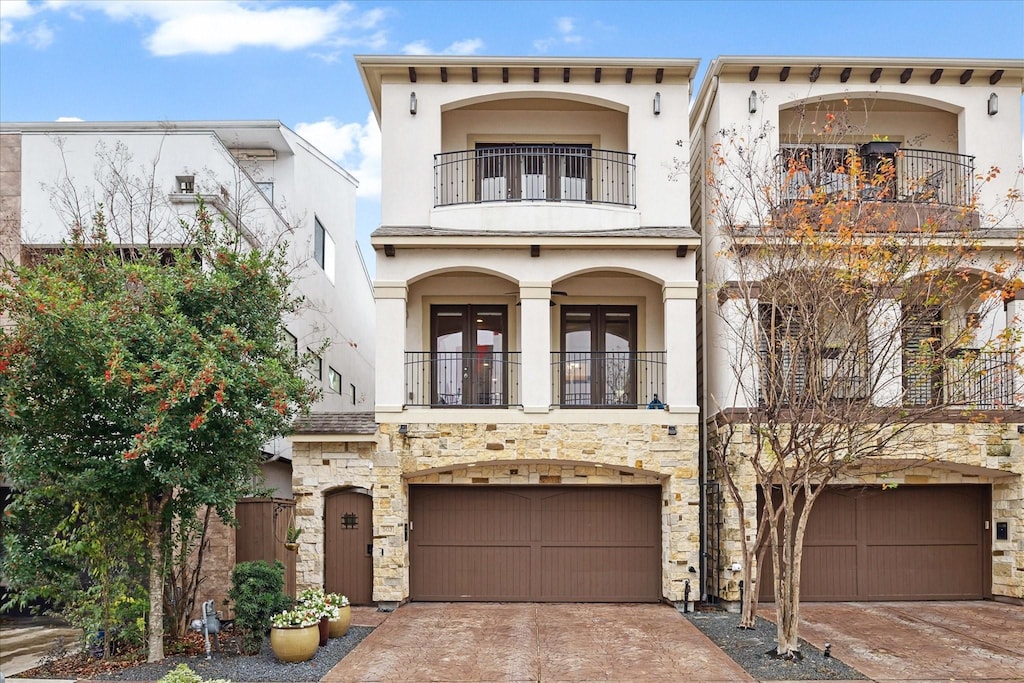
left=290, top=421, right=701, bottom=604
left=711, top=419, right=1024, bottom=603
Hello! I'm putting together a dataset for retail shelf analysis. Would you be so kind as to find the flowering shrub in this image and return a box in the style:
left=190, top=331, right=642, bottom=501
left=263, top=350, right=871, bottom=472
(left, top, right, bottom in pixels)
left=270, top=607, right=319, bottom=629
left=325, top=592, right=350, bottom=608
left=296, top=588, right=340, bottom=621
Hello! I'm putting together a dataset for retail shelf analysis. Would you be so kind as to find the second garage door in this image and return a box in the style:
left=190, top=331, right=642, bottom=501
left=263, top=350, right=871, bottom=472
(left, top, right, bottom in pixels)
left=409, top=485, right=662, bottom=602
left=760, top=484, right=990, bottom=601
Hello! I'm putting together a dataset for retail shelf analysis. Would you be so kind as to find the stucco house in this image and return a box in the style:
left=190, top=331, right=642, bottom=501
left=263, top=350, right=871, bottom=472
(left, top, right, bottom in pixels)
left=690, top=57, right=1024, bottom=604
left=0, top=120, right=376, bottom=604
left=290, top=56, right=704, bottom=607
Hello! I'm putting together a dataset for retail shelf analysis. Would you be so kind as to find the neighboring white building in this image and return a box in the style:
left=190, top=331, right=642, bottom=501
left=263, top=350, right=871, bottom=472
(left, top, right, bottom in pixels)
left=0, top=120, right=376, bottom=495
left=691, top=57, right=1024, bottom=604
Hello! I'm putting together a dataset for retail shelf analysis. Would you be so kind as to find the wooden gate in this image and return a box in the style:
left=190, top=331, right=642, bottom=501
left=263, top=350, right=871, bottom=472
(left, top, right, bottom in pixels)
left=235, top=498, right=297, bottom=597
left=324, top=490, right=374, bottom=605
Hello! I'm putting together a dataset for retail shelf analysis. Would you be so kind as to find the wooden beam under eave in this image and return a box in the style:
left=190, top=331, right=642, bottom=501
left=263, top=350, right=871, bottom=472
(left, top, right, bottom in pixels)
left=960, top=69, right=973, bottom=84
left=563, top=67, right=570, bottom=83
left=749, top=66, right=759, bottom=81
left=839, top=67, right=851, bottom=83
left=809, top=65, right=821, bottom=82
left=779, top=66, right=790, bottom=82
left=900, top=68, right=913, bottom=83
left=990, top=69, right=1004, bottom=85
left=502, top=67, right=509, bottom=83
left=930, top=68, right=943, bottom=84
left=625, top=68, right=633, bottom=83
left=471, top=67, right=478, bottom=82
left=440, top=67, right=448, bottom=83
left=408, top=66, right=417, bottom=83
left=533, top=67, right=540, bottom=83
left=594, top=67, right=601, bottom=83
left=655, top=68, right=664, bottom=84
left=870, top=68, right=882, bottom=83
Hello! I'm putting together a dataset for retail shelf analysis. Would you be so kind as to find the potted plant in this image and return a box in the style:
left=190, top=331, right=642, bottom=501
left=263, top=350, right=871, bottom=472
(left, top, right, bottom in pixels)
left=297, top=588, right=339, bottom=646
left=325, top=592, right=351, bottom=637
left=269, top=608, right=319, bottom=662
left=284, top=525, right=302, bottom=552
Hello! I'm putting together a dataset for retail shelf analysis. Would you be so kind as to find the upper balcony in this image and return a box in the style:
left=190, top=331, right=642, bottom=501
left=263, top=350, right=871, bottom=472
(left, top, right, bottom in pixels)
left=435, top=145, right=635, bottom=208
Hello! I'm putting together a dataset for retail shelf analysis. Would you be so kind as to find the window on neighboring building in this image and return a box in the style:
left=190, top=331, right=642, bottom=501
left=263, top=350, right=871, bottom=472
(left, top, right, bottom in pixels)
left=283, top=328, right=298, bottom=357
left=176, top=175, right=195, bottom=193
left=329, top=367, right=342, bottom=393
left=350, top=383, right=357, bottom=404
left=307, top=349, right=322, bottom=380
left=256, top=182, right=274, bottom=203
left=314, top=217, right=336, bottom=284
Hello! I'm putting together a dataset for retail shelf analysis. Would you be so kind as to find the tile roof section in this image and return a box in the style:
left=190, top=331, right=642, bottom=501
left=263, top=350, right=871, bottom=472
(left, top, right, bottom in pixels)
left=292, top=412, right=377, bottom=435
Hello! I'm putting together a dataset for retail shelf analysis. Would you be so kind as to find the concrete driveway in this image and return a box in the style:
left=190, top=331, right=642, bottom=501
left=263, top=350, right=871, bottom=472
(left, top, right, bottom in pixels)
left=323, top=602, right=753, bottom=682
left=767, top=601, right=1024, bottom=681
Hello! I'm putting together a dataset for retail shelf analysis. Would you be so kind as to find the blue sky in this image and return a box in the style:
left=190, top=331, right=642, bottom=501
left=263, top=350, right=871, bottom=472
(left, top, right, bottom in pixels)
left=2, top=0, right=1023, bottom=266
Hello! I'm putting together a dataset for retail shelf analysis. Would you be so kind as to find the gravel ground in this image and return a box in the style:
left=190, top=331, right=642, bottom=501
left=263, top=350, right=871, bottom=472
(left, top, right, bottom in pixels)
left=683, top=611, right=866, bottom=681
left=92, top=627, right=373, bottom=682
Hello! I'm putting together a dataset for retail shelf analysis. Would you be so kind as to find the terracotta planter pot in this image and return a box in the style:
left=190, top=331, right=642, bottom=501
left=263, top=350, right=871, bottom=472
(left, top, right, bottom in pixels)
left=328, top=605, right=352, bottom=638
left=269, top=624, right=319, bottom=663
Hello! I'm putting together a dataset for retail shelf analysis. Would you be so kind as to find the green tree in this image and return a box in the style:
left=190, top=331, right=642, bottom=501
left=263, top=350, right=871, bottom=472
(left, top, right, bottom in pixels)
left=1, top=203, right=318, bottom=661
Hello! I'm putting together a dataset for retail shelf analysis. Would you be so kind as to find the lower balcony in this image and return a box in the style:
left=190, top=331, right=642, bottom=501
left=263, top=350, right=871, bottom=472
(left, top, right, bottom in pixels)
left=551, top=351, right=666, bottom=408
left=405, top=351, right=522, bottom=407
left=905, top=350, right=1016, bottom=409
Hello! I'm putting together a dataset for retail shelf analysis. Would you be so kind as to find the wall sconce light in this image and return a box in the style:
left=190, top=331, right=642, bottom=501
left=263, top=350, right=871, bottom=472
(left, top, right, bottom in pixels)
left=653, top=92, right=661, bottom=116
left=398, top=424, right=409, bottom=435
left=988, top=92, right=998, bottom=116
left=410, top=92, right=417, bottom=115
left=667, top=425, right=677, bottom=436
left=749, top=90, right=758, bottom=114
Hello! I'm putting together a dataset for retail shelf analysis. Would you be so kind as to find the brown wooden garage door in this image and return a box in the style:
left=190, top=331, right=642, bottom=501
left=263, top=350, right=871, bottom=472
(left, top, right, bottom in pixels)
left=409, top=485, right=661, bottom=602
left=760, top=485, right=990, bottom=601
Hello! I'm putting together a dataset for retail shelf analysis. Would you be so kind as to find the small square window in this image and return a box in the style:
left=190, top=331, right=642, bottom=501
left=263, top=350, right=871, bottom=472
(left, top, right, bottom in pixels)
left=256, top=182, right=274, bottom=203
left=307, top=349, right=322, bottom=380
left=176, top=175, right=195, bottom=193
left=328, top=367, right=341, bottom=393
left=350, top=383, right=357, bottom=404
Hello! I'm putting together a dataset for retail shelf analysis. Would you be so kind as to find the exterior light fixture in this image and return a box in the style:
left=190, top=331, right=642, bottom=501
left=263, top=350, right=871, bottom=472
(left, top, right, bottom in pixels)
left=749, top=90, right=758, bottom=114
left=667, top=425, right=677, bottom=436
left=653, top=92, right=661, bottom=116
left=398, top=424, right=409, bottom=435
left=410, top=92, right=417, bottom=115
left=988, top=92, right=998, bottom=115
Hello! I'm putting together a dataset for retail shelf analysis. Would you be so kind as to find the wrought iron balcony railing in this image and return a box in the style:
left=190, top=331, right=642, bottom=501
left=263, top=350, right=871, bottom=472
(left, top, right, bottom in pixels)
left=904, top=349, right=1015, bottom=409
left=405, top=351, right=521, bottom=407
left=435, top=145, right=636, bottom=208
left=779, top=144, right=975, bottom=207
left=550, top=351, right=666, bottom=408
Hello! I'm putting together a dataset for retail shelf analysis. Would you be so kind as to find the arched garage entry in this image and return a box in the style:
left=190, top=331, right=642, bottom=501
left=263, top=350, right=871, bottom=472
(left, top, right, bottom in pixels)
left=324, top=489, right=373, bottom=605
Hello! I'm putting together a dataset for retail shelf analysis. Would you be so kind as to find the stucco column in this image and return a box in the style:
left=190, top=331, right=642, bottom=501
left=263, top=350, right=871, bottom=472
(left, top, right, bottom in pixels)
left=374, top=282, right=408, bottom=413
left=716, top=295, right=759, bottom=410
left=519, top=283, right=551, bottom=413
left=1008, top=295, right=1024, bottom=406
left=663, top=282, right=698, bottom=413
left=869, top=297, right=902, bottom=407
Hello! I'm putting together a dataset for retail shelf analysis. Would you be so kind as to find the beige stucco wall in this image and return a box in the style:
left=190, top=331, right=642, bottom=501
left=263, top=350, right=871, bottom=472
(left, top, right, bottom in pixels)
left=291, top=422, right=700, bottom=604
left=711, top=419, right=1024, bottom=602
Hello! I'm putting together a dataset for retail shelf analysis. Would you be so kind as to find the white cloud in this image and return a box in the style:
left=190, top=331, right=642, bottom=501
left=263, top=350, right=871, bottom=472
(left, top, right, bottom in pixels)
left=401, top=37, right=483, bottom=56
left=533, top=15, right=585, bottom=53
left=3, top=1, right=387, bottom=56
left=295, top=113, right=381, bottom=200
